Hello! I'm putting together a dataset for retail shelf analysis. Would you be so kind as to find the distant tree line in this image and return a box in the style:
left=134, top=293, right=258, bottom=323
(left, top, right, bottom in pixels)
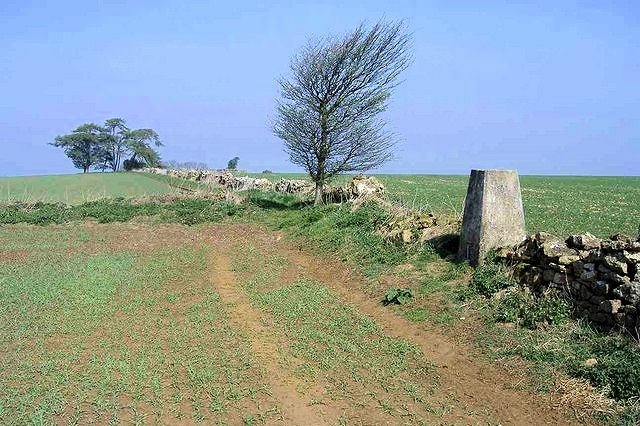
left=51, top=118, right=162, bottom=173
left=162, top=157, right=240, bottom=170
left=164, top=160, right=209, bottom=170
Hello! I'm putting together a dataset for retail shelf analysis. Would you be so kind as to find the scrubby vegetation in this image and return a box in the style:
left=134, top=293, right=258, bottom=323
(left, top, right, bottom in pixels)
left=468, top=257, right=640, bottom=411
left=0, top=198, right=244, bottom=226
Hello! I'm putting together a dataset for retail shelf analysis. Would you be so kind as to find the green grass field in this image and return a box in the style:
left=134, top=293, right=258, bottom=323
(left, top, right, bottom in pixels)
left=249, top=173, right=640, bottom=238
left=0, top=223, right=443, bottom=424
left=0, top=173, right=176, bottom=204
left=1, top=171, right=638, bottom=236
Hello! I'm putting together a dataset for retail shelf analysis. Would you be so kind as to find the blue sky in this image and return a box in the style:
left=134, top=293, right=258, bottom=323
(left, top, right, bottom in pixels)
left=1, top=0, right=638, bottom=176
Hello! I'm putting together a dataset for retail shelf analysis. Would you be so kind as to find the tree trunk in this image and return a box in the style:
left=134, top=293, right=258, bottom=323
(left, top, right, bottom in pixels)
left=314, top=180, right=324, bottom=206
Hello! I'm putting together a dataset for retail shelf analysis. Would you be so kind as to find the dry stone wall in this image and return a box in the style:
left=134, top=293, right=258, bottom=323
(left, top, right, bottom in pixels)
left=499, top=232, right=640, bottom=333
left=137, top=168, right=385, bottom=199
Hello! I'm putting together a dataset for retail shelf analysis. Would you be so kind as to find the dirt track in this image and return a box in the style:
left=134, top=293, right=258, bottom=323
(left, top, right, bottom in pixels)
left=205, top=223, right=590, bottom=426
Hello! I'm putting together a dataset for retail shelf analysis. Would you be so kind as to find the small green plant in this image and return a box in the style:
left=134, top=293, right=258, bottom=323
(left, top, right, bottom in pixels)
left=383, top=288, right=414, bottom=305
left=571, top=335, right=640, bottom=401
left=467, top=262, right=516, bottom=298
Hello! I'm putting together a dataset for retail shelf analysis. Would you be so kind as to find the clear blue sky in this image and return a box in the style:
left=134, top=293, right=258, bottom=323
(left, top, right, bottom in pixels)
left=1, top=0, right=638, bottom=176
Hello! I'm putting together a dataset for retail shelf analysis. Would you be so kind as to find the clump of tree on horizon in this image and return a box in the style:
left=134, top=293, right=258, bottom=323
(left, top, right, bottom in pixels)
left=51, top=118, right=162, bottom=173
left=227, top=157, right=240, bottom=170
left=272, top=21, right=411, bottom=205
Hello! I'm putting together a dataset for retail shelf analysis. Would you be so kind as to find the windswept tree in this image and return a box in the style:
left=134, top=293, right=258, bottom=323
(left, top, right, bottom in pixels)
left=51, top=123, right=104, bottom=173
left=123, top=129, right=163, bottom=170
left=273, top=21, right=411, bottom=205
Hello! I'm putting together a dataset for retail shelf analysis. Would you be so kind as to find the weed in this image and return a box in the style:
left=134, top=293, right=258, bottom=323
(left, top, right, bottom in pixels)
left=467, top=261, right=516, bottom=299
left=383, top=288, right=414, bottom=305
left=492, top=289, right=571, bottom=328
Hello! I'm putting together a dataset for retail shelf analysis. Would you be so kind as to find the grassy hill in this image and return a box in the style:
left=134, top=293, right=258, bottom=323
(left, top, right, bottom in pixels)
left=0, top=173, right=176, bottom=205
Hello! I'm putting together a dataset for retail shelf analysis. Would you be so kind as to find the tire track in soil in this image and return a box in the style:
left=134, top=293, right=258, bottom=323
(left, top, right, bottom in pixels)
left=286, top=248, right=584, bottom=426
left=220, top=223, right=592, bottom=426
left=207, top=249, right=331, bottom=426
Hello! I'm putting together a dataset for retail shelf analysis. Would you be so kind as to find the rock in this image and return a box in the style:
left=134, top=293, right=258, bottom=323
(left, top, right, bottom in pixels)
left=598, top=266, right=631, bottom=285
left=623, top=251, right=640, bottom=264
left=590, top=280, right=609, bottom=296
left=583, top=358, right=598, bottom=368
left=541, top=240, right=578, bottom=260
left=543, top=269, right=555, bottom=282
left=567, top=233, right=601, bottom=250
left=612, top=282, right=640, bottom=305
left=274, top=179, right=314, bottom=194
left=611, top=233, right=634, bottom=244
left=599, top=299, right=622, bottom=314
left=601, top=239, right=627, bottom=251
left=553, top=272, right=567, bottom=285
left=576, top=300, right=592, bottom=317
left=603, top=255, right=628, bottom=275
left=534, top=232, right=558, bottom=245
left=579, top=285, right=593, bottom=301
left=590, top=312, right=613, bottom=325
left=324, top=175, right=386, bottom=202
left=580, top=270, right=597, bottom=282
left=620, top=305, right=637, bottom=315
left=572, top=261, right=584, bottom=274
left=349, top=174, right=385, bottom=198
left=253, top=178, right=275, bottom=191
left=558, top=254, right=580, bottom=265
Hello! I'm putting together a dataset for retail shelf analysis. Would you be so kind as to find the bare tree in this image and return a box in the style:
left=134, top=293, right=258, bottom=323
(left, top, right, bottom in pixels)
left=273, top=21, right=411, bottom=205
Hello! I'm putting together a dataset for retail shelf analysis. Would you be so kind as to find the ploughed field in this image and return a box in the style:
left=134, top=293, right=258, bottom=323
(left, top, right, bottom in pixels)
left=0, top=222, right=584, bottom=425
left=1, top=173, right=636, bottom=424
left=250, top=173, right=640, bottom=238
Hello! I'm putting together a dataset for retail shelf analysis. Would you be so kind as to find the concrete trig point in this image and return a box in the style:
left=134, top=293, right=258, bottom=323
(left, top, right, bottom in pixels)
left=458, top=169, right=526, bottom=265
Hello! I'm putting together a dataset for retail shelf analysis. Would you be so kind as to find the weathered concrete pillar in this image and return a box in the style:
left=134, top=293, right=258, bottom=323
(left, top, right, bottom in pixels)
left=458, top=169, right=526, bottom=265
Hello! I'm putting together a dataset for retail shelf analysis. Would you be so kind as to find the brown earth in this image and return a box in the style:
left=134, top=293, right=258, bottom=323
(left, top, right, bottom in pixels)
left=0, top=222, right=600, bottom=425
